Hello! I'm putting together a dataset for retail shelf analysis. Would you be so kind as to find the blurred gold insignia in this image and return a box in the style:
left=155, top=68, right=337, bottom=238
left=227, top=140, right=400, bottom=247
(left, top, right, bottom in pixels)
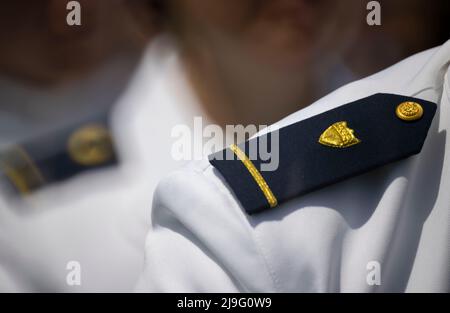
left=68, top=125, right=114, bottom=166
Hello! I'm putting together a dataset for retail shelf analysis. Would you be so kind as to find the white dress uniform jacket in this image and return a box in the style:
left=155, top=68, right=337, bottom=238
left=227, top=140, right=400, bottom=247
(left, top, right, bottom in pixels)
left=136, top=40, right=450, bottom=292
left=0, top=36, right=211, bottom=292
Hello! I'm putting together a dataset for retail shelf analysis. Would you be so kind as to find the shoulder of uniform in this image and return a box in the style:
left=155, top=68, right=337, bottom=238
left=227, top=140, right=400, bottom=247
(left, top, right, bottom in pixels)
left=0, top=118, right=118, bottom=197
left=150, top=160, right=279, bottom=292
left=209, top=93, right=437, bottom=215
left=153, top=160, right=225, bottom=210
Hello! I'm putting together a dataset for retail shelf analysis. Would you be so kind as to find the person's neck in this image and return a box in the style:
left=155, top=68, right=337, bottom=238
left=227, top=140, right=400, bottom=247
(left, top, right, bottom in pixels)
left=179, top=37, right=332, bottom=128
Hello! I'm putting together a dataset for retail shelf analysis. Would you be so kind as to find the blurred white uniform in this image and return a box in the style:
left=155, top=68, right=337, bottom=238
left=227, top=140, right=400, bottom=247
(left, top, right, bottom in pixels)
left=0, top=36, right=212, bottom=292
left=136, top=41, right=450, bottom=292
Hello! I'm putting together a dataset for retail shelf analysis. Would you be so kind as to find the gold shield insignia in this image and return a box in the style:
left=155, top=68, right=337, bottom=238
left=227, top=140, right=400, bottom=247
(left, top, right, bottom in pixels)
left=68, top=125, right=114, bottom=166
left=318, top=121, right=361, bottom=148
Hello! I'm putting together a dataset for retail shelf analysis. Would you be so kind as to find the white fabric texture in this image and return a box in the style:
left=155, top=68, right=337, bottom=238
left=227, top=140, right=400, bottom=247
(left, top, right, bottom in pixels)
left=0, top=36, right=208, bottom=292
left=137, top=41, right=450, bottom=292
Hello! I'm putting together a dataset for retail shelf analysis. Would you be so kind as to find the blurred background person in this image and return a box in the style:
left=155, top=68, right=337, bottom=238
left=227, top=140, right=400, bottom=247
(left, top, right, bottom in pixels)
left=0, top=0, right=448, bottom=292
left=0, top=0, right=153, bottom=292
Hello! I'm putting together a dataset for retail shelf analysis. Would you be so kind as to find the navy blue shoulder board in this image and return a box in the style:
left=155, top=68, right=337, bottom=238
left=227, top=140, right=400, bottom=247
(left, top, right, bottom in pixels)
left=209, top=93, right=437, bottom=215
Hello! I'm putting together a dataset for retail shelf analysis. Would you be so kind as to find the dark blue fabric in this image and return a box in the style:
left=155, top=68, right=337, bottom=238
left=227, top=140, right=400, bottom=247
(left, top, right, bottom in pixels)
left=209, top=93, right=437, bottom=215
left=0, top=113, right=118, bottom=194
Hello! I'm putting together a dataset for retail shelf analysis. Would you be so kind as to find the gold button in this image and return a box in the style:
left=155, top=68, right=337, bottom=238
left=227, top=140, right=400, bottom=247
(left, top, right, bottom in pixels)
left=396, top=101, right=423, bottom=121
left=68, top=125, right=114, bottom=166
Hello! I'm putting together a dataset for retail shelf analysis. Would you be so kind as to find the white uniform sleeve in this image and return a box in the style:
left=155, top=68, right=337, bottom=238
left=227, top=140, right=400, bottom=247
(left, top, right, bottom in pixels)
left=136, top=41, right=450, bottom=293
left=135, top=164, right=279, bottom=292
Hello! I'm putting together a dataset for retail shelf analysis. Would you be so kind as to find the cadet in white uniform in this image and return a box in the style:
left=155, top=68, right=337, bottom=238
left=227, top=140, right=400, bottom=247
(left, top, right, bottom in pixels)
left=0, top=0, right=368, bottom=292
left=0, top=0, right=221, bottom=291
left=136, top=41, right=450, bottom=292
left=1, top=0, right=448, bottom=293
left=0, top=35, right=223, bottom=292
